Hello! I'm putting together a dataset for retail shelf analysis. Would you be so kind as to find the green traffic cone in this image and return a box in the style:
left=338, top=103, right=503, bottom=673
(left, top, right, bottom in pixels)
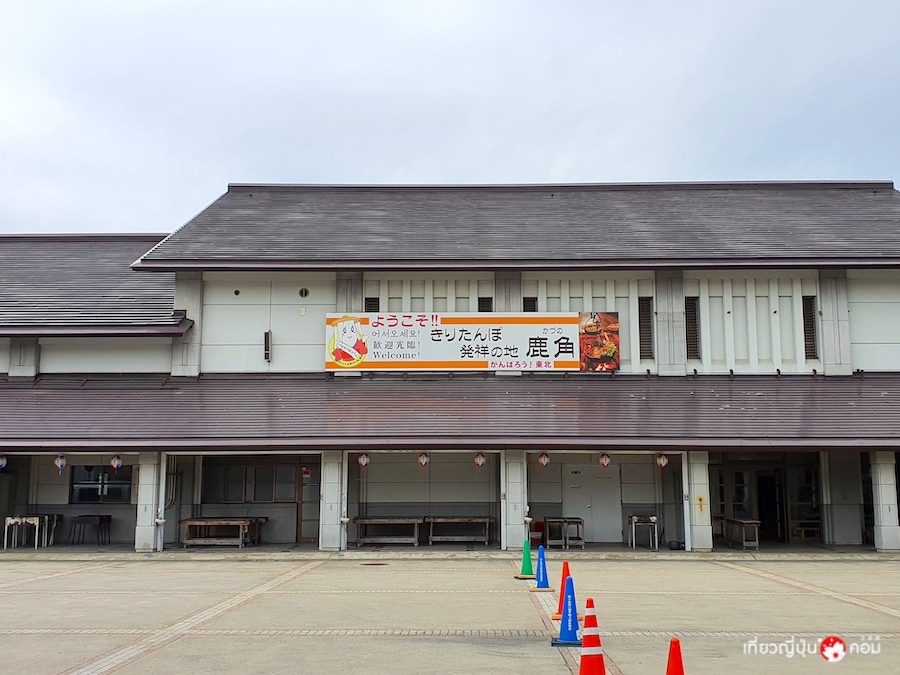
left=514, top=538, right=535, bottom=579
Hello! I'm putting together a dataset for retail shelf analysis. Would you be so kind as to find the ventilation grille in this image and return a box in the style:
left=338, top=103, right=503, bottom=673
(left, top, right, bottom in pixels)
left=364, top=297, right=380, bottom=312
left=802, top=295, right=818, bottom=360
left=478, top=297, right=494, bottom=312
left=638, top=296, right=654, bottom=360
left=685, top=296, right=701, bottom=360
left=523, top=296, right=538, bottom=312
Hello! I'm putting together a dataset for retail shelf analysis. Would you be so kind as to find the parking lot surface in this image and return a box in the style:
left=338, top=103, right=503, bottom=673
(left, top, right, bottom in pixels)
left=0, top=557, right=897, bottom=674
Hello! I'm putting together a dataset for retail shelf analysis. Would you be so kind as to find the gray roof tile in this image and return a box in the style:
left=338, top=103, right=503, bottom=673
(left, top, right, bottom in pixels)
left=135, top=181, right=900, bottom=269
left=0, top=235, right=182, bottom=332
left=0, top=374, right=897, bottom=449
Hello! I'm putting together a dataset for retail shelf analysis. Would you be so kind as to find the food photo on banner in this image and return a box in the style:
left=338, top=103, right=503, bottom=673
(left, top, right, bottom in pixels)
left=578, top=312, right=620, bottom=372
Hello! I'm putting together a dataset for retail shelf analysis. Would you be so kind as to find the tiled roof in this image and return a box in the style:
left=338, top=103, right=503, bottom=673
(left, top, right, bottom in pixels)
left=0, top=235, right=189, bottom=335
left=0, top=374, right=897, bottom=450
left=135, top=181, right=900, bottom=270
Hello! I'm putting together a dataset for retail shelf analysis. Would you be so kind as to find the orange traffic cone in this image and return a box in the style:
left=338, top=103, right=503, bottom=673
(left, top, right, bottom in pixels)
left=551, top=561, right=572, bottom=620
left=666, top=637, right=685, bottom=675
left=578, top=598, right=605, bottom=675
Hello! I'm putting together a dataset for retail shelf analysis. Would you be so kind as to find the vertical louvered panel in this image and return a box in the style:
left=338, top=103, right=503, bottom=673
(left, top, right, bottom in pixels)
left=802, top=295, right=818, bottom=360
left=685, top=296, right=701, bottom=360
left=638, top=296, right=654, bottom=360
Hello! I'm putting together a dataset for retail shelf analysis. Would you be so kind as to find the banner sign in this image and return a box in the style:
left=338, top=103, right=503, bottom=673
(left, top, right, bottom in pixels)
left=326, top=312, right=619, bottom=372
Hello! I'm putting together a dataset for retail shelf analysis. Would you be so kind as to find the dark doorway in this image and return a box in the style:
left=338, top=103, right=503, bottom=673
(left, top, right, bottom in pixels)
left=757, top=473, right=783, bottom=541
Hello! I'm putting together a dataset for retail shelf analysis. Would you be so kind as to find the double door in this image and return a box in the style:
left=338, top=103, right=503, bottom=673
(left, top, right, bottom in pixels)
left=562, top=464, right=623, bottom=542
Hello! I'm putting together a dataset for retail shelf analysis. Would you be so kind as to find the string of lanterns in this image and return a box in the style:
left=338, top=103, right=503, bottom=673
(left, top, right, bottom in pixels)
left=356, top=452, right=491, bottom=468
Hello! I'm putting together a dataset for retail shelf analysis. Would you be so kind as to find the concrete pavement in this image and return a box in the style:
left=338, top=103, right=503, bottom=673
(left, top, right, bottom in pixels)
left=0, top=557, right=896, bottom=673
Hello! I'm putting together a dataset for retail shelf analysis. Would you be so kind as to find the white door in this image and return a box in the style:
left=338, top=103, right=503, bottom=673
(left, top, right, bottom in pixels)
left=562, top=464, right=623, bottom=542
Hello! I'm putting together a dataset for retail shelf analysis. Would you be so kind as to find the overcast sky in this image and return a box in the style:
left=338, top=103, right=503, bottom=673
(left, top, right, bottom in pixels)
left=1, top=1, right=899, bottom=234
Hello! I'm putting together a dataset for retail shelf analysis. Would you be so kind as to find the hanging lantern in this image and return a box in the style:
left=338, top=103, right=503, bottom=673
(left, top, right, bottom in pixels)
left=538, top=452, right=550, bottom=467
left=358, top=453, right=370, bottom=469
left=110, top=455, right=123, bottom=472
left=54, top=455, right=66, bottom=474
left=418, top=452, right=430, bottom=467
left=0, top=456, right=7, bottom=471
left=599, top=453, right=611, bottom=468
left=474, top=452, right=486, bottom=469
left=656, top=454, right=669, bottom=468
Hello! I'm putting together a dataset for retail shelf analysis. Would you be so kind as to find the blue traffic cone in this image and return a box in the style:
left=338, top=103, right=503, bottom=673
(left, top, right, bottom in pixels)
left=529, top=545, right=554, bottom=593
left=551, top=575, right=581, bottom=646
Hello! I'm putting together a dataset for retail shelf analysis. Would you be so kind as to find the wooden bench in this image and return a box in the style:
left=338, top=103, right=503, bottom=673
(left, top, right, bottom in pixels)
left=180, top=517, right=268, bottom=548
left=425, top=516, right=493, bottom=545
left=725, top=518, right=760, bottom=550
left=354, top=516, right=422, bottom=547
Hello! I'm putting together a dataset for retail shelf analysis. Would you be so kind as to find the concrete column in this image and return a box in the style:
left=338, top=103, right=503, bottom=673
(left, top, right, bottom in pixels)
left=821, top=451, right=863, bottom=545
left=337, top=272, right=363, bottom=313
left=8, top=337, right=40, bottom=378
left=171, top=272, right=203, bottom=377
left=687, top=451, right=713, bottom=551
left=502, top=450, right=528, bottom=550
left=819, top=270, right=852, bottom=376
left=494, top=271, right=522, bottom=312
left=134, top=452, right=161, bottom=552
left=319, top=451, right=345, bottom=551
left=655, top=271, right=687, bottom=376
left=871, top=451, right=900, bottom=552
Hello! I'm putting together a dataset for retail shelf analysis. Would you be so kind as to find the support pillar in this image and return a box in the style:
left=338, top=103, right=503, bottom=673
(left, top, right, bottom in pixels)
left=319, top=451, right=345, bottom=551
left=135, top=452, right=161, bottom=552
left=502, top=450, right=528, bottom=550
left=687, top=451, right=713, bottom=551
left=871, top=451, right=900, bottom=552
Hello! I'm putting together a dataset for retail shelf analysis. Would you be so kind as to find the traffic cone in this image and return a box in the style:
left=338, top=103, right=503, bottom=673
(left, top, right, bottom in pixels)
left=551, top=575, right=581, bottom=647
left=578, top=598, right=605, bottom=674
left=529, top=545, right=554, bottom=592
left=514, top=538, right=535, bottom=579
left=666, top=637, right=685, bottom=675
left=552, top=560, right=572, bottom=620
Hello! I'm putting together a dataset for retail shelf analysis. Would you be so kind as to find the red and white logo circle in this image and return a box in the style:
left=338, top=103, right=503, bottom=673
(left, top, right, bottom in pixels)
left=820, top=635, right=847, bottom=662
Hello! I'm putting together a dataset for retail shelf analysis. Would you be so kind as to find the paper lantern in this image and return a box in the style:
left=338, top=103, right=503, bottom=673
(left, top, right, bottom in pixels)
left=474, top=452, right=486, bottom=468
left=538, top=453, right=550, bottom=467
left=54, top=455, right=66, bottom=474
left=358, top=453, right=370, bottom=468
left=599, top=453, right=611, bottom=468
left=418, top=453, right=430, bottom=467
left=656, top=454, right=669, bottom=468
left=110, top=455, right=123, bottom=471
left=0, top=456, right=6, bottom=471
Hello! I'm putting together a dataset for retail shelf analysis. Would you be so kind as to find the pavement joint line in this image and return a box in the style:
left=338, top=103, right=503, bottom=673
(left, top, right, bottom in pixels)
left=714, top=561, right=900, bottom=619
left=0, top=562, right=122, bottom=590
left=62, top=561, right=326, bottom=675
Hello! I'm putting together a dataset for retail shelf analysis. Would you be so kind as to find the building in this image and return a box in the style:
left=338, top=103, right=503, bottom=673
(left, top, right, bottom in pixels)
left=2, top=181, right=900, bottom=553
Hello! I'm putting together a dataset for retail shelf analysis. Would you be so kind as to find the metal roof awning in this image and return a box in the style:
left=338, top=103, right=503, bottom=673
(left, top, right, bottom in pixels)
left=1, top=373, right=898, bottom=451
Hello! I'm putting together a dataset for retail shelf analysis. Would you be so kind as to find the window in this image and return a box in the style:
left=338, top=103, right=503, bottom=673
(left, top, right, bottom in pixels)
left=71, top=465, right=133, bottom=504
left=203, top=461, right=298, bottom=503
left=523, top=296, right=538, bottom=312
left=802, top=296, right=818, bottom=360
left=477, top=296, right=493, bottom=312
left=685, top=296, right=701, bottom=360
left=638, top=296, right=654, bottom=359
left=364, top=296, right=380, bottom=312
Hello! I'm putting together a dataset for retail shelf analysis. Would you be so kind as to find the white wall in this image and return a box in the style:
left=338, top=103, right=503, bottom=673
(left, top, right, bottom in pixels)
left=522, top=273, right=655, bottom=373
left=39, top=338, right=173, bottom=373
left=684, top=271, right=820, bottom=374
left=0, top=337, right=8, bottom=374
left=200, top=272, right=337, bottom=372
left=847, top=270, right=900, bottom=371
left=363, top=273, right=494, bottom=312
